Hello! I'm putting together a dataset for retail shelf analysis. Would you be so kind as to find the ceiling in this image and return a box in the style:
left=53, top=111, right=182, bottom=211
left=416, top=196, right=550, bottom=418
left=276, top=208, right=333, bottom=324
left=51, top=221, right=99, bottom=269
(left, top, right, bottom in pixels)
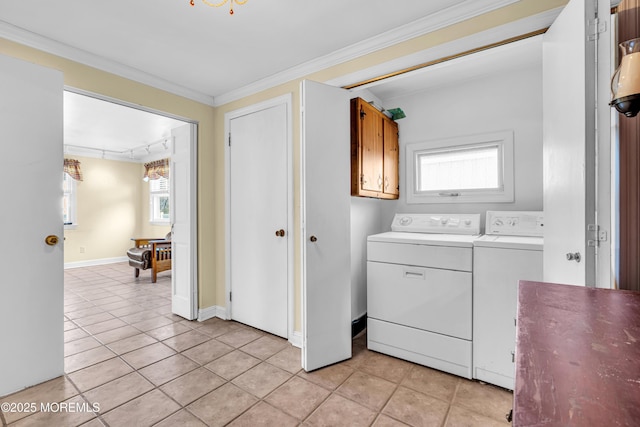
left=0, top=0, right=536, bottom=160
left=63, top=91, right=186, bottom=162
left=0, top=0, right=519, bottom=105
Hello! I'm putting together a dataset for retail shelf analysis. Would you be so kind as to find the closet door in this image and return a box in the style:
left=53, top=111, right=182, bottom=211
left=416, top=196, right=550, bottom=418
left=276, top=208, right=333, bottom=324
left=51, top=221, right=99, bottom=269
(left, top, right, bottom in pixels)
left=543, top=0, right=611, bottom=287
left=300, top=80, right=351, bottom=371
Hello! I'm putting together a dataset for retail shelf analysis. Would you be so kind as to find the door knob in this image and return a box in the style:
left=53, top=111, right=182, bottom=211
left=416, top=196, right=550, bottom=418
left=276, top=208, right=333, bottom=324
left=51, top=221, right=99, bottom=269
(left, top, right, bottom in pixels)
left=566, top=252, right=581, bottom=262
left=275, top=229, right=285, bottom=237
left=45, top=235, right=60, bottom=246
left=310, top=235, right=318, bottom=242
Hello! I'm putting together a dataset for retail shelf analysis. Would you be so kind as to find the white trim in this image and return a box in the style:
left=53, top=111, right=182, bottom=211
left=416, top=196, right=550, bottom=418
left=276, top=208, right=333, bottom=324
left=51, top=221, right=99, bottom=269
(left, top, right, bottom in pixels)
left=406, top=130, right=515, bottom=204
left=327, top=8, right=562, bottom=92
left=0, top=21, right=215, bottom=107
left=212, top=0, right=520, bottom=106
left=197, top=305, right=227, bottom=322
left=289, top=331, right=302, bottom=349
left=1, top=0, right=520, bottom=107
left=64, top=256, right=128, bottom=269
left=224, top=94, right=294, bottom=339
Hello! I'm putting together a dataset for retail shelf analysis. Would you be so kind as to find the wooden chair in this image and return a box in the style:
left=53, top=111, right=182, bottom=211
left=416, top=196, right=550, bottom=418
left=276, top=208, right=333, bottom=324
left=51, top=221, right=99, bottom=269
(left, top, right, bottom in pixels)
left=126, top=234, right=172, bottom=283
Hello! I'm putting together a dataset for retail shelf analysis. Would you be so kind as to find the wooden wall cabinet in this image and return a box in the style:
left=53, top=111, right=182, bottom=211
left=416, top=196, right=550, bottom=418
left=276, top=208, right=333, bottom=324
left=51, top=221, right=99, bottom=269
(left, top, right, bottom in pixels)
left=350, top=97, right=399, bottom=199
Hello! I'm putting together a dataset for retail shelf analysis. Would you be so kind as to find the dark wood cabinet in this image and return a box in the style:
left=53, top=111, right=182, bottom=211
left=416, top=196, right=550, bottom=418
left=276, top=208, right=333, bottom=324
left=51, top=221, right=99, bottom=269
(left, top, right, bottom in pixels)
left=350, top=97, right=399, bottom=199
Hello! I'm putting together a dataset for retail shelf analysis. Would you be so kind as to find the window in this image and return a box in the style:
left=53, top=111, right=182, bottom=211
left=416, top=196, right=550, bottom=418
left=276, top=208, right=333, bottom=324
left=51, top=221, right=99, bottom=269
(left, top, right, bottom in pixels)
left=63, top=172, right=77, bottom=228
left=149, top=176, right=170, bottom=223
left=406, top=130, right=514, bottom=204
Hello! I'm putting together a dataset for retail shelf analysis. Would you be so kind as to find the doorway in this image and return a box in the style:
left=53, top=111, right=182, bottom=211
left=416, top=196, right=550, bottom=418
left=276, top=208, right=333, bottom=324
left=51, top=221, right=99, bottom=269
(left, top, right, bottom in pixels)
left=225, top=94, right=293, bottom=340
left=63, top=89, right=199, bottom=320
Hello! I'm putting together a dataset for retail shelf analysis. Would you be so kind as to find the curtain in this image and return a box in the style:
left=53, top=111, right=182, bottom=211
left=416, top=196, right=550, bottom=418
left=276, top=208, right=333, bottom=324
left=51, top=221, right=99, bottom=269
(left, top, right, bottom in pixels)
left=144, top=158, right=170, bottom=180
left=63, top=158, right=83, bottom=181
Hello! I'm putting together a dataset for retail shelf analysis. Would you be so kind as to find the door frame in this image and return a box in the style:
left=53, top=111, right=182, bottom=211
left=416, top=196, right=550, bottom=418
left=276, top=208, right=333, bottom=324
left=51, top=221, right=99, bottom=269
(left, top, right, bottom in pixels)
left=224, top=93, right=295, bottom=343
left=63, top=86, right=199, bottom=312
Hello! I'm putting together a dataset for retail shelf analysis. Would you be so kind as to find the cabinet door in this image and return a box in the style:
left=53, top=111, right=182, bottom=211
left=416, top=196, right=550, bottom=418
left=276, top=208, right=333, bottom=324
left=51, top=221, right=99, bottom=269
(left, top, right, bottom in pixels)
left=383, top=118, right=399, bottom=197
left=358, top=100, right=384, bottom=194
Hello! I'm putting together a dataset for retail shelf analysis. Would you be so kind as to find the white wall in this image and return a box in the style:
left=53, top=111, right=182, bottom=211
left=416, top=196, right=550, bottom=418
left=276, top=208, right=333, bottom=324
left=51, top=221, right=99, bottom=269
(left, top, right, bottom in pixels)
left=380, top=65, right=544, bottom=229
left=347, top=61, right=543, bottom=326
left=350, top=197, right=387, bottom=321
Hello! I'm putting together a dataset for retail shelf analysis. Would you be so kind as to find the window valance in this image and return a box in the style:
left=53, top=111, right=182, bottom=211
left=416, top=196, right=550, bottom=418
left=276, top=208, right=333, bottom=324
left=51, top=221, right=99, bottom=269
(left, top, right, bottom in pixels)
left=63, top=158, right=83, bottom=181
left=144, top=158, right=170, bottom=181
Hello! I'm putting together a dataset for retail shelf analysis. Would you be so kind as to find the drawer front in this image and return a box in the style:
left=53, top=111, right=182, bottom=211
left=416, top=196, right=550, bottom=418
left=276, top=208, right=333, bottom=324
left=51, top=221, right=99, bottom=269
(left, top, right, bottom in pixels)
left=368, top=318, right=472, bottom=379
left=367, top=261, right=472, bottom=340
left=367, top=241, right=472, bottom=271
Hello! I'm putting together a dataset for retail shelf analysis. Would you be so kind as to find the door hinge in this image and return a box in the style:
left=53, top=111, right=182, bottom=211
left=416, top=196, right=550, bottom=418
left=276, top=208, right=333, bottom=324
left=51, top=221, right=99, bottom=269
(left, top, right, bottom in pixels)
left=588, top=18, right=607, bottom=41
left=360, top=107, right=366, bottom=120
left=229, top=291, right=232, bottom=302
left=587, top=224, right=607, bottom=247
left=228, top=133, right=231, bottom=147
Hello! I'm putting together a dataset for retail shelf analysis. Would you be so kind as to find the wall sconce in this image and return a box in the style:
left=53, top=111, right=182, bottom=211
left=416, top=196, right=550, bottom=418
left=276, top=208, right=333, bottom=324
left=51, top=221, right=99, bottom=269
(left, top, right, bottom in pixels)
left=611, top=38, right=640, bottom=117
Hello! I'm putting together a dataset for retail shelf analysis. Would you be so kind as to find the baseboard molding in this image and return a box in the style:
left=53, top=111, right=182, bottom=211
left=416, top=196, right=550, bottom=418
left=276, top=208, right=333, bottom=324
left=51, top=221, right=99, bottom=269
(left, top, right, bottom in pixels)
left=64, top=256, right=128, bottom=269
left=352, top=314, right=367, bottom=338
left=289, top=331, right=302, bottom=348
left=197, top=305, right=227, bottom=322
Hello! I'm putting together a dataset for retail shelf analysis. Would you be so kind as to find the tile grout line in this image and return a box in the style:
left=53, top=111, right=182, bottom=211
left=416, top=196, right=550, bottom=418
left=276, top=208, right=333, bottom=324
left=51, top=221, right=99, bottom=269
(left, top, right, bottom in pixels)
left=441, top=380, right=462, bottom=427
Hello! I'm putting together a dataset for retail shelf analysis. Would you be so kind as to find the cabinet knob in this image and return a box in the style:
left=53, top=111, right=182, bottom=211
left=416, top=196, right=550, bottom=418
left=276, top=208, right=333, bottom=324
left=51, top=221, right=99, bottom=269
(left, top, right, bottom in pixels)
left=377, top=175, right=383, bottom=189
left=310, top=235, right=318, bottom=242
left=275, top=229, right=285, bottom=237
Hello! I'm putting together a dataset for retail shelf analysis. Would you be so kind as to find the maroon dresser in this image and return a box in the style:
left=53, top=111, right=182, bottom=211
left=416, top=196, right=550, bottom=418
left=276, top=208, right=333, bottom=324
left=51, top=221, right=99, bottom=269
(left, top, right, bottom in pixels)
left=514, top=281, right=640, bottom=426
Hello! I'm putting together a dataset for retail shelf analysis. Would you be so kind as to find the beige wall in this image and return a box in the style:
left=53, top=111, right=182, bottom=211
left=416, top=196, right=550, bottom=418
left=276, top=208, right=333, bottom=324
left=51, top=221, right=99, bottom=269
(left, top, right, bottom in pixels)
left=63, top=157, right=171, bottom=264
left=0, top=38, right=217, bottom=309
left=1, top=0, right=567, bottom=328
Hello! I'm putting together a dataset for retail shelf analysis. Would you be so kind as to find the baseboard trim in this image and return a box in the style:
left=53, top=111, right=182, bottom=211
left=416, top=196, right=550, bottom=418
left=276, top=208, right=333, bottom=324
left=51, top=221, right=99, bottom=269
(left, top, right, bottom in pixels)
left=289, top=331, right=302, bottom=348
left=198, top=305, right=227, bottom=322
left=352, top=314, right=367, bottom=338
left=64, top=256, right=128, bottom=269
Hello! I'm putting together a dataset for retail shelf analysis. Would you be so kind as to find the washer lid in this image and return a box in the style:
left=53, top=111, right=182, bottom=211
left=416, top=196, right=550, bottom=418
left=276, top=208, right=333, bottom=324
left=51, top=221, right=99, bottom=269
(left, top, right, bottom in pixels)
left=474, top=234, right=543, bottom=250
left=368, top=231, right=477, bottom=248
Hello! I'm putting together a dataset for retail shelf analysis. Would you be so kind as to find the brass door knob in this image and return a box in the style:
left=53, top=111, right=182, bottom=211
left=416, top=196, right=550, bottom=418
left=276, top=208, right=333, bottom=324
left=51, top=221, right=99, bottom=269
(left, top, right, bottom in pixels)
left=310, top=235, right=318, bottom=242
left=275, top=229, right=285, bottom=237
left=45, top=235, right=60, bottom=246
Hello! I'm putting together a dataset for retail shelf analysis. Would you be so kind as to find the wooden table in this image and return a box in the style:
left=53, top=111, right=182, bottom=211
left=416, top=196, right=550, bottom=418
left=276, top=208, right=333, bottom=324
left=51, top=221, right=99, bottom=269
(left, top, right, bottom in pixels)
left=514, top=281, right=640, bottom=426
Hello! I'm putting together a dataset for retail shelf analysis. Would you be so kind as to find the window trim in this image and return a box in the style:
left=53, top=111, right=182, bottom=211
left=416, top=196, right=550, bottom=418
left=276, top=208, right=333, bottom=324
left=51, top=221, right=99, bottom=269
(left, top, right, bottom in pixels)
left=149, top=176, right=170, bottom=225
left=405, top=130, right=514, bottom=204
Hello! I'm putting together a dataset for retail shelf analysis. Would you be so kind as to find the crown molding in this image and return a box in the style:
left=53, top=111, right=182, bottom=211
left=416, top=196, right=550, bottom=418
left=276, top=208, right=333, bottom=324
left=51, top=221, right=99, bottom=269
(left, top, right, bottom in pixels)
left=211, top=0, right=520, bottom=106
left=327, top=7, right=561, bottom=93
left=1, top=0, right=520, bottom=108
left=0, top=20, right=215, bottom=106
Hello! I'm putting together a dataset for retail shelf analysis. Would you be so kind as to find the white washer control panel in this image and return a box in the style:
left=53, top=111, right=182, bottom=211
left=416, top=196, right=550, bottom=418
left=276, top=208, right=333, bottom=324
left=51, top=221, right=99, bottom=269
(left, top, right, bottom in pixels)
left=485, top=211, right=544, bottom=236
left=391, top=213, right=481, bottom=235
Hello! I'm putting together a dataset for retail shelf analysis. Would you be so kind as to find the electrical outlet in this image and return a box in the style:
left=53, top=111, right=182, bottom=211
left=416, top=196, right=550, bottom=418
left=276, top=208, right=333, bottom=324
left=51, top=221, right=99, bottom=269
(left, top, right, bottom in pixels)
left=79, top=247, right=85, bottom=253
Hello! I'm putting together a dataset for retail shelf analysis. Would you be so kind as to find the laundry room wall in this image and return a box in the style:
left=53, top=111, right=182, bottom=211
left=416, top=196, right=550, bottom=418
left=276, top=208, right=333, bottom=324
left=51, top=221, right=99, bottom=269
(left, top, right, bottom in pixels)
left=378, top=57, right=544, bottom=229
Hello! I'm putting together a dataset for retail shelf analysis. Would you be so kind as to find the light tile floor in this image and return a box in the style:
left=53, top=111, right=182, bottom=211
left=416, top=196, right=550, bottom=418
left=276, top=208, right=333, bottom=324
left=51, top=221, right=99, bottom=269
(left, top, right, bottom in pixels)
left=0, top=262, right=513, bottom=426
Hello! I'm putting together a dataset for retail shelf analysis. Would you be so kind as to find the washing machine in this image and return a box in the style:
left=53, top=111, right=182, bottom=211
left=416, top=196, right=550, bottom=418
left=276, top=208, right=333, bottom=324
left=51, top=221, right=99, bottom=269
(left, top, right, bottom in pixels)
left=367, top=213, right=481, bottom=379
left=473, top=211, right=544, bottom=390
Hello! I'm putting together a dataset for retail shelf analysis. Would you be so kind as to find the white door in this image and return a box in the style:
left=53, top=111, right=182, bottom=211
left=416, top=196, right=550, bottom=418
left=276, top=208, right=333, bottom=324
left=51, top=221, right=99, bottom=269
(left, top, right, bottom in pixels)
left=229, top=102, right=289, bottom=338
left=542, top=0, right=610, bottom=286
left=0, top=54, right=64, bottom=396
left=171, top=123, right=198, bottom=320
left=301, top=80, right=351, bottom=371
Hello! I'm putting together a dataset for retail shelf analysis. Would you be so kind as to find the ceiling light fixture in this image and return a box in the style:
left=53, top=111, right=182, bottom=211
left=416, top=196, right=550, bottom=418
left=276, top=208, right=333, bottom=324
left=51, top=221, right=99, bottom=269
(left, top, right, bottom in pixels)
left=189, top=0, right=248, bottom=15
